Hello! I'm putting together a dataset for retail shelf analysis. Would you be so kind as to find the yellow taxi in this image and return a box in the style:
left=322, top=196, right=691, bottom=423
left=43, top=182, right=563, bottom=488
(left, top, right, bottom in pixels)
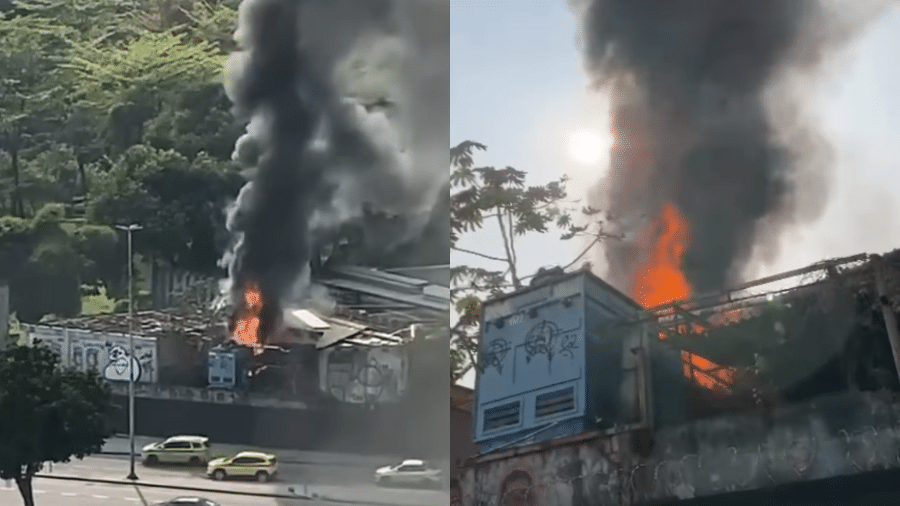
left=206, top=451, right=278, bottom=482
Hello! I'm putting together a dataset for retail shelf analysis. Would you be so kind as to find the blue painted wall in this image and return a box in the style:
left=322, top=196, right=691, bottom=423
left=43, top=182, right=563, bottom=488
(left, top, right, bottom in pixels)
left=474, top=271, right=643, bottom=450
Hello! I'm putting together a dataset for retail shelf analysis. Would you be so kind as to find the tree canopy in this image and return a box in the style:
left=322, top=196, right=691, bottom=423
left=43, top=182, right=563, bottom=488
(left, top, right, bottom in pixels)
left=449, top=140, right=619, bottom=382
left=0, top=342, right=113, bottom=506
left=0, top=0, right=243, bottom=321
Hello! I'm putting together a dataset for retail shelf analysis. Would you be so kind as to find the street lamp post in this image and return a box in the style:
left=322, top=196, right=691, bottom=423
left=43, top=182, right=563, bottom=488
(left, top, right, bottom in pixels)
left=116, top=224, right=143, bottom=481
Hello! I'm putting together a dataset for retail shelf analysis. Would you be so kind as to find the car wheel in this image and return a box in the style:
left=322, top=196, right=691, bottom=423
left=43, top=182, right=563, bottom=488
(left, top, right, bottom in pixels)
left=146, top=455, right=158, bottom=466
left=256, top=471, right=269, bottom=483
left=213, top=469, right=227, bottom=481
left=189, top=456, right=200, bottom=466
left=378, top=477, right=390, bottom=487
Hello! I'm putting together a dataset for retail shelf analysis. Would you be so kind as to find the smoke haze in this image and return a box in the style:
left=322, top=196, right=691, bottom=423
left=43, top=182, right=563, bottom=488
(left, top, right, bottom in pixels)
left=222, top=0, right=449, bottom=340
left=571, top=0, right=888, bottom=293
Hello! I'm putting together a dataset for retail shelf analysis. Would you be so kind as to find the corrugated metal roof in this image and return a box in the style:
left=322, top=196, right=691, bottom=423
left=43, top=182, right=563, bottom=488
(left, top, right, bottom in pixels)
left=385, top=265, right=451, bottom=287
left=319, top=266, right=450, bottom=311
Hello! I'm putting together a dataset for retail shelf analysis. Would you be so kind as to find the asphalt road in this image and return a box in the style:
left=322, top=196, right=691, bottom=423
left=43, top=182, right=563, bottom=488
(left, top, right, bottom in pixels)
left=0, top=454, right=448, bottom=506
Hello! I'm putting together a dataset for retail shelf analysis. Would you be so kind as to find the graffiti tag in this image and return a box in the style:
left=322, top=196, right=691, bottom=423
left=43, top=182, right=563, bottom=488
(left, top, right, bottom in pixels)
left=523, top=320, right=579, bottom=374
left=103, top=345, right=141, bottom=382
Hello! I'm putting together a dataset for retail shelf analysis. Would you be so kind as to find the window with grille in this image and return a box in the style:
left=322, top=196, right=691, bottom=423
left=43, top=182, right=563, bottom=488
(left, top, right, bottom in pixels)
left=535, top=386, right=576, bottom=419
left=482, top=401, right=521, bottom=432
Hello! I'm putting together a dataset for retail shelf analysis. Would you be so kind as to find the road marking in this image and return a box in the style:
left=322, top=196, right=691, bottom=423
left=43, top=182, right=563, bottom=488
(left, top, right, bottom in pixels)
left=61, top=492, right=78, bottom=496
left=92, top=494, right=110, bottom=499
left=124, top=498, right=139, bottom=502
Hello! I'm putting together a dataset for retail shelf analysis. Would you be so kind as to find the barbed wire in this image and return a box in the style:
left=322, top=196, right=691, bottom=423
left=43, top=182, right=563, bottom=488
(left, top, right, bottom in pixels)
left=458, top=420, right=900, bottom=505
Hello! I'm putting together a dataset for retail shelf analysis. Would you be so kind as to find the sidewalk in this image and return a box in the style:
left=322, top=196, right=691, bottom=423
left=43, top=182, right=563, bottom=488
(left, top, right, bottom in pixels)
left=100, top=434, right=399, bottom=469
left=33, top=473, right=446, bottom=506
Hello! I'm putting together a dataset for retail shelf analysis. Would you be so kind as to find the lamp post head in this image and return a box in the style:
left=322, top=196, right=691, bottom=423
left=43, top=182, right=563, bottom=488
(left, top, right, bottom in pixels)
left=115, top=224, right=144, bottom=232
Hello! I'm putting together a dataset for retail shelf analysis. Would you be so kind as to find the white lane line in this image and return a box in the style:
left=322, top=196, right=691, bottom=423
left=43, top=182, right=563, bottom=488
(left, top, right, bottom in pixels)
left=61, top=492, right=78, bottom=496
left=123, top=498, right=140, bottom=502
left=92, top=494, right=110, bottom=499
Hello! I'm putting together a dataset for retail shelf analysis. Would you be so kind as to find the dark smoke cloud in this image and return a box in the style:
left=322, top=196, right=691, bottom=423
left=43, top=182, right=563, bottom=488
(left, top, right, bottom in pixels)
left=573, top=0, right=883, bottom=293
left=222, top=0, right=449, bottom=342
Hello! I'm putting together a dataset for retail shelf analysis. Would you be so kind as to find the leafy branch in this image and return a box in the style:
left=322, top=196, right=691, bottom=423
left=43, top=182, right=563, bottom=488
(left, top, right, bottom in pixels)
left=450, top=140, right=622, bottom=382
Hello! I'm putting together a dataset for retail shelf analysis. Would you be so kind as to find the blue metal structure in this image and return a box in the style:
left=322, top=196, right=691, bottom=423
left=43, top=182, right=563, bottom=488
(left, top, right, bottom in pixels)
left=208, top=343, right=250, bottom=389
left=473, top=269, right=648, bottom=452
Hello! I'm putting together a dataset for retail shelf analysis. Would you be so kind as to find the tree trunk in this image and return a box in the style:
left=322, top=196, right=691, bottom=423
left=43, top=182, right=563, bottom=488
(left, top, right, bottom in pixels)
left=14, top=474, right=35, bottom=506
left=10, top=143, right=22, bottom=218
left=77, top=156, right=89, bottom=196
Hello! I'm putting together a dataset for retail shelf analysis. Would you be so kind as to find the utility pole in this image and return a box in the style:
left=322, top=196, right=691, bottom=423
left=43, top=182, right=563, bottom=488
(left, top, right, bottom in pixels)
left=116, top=224, right=143, bottom=481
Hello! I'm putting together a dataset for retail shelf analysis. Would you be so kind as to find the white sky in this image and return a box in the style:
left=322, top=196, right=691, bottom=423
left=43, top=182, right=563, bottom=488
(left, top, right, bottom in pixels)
left=451, top=1, right=900, bottom=388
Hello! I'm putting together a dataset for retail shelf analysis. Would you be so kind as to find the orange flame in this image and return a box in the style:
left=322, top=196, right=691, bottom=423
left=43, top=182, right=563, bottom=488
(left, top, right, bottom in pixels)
left=629, top=203, right=735, bottom=390
left=233, top=282, right=263, bottom=347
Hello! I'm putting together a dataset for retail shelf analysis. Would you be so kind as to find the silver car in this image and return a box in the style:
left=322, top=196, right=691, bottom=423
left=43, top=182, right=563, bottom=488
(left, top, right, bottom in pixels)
left=375, top=459, right=443, bottom=487
left=142, top=435, right=211, bottom=466
left=155, top=498, right=220, bottom=506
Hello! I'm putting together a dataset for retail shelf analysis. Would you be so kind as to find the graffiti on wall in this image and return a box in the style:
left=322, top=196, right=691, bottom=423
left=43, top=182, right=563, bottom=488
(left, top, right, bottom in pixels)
left=460, top=396, right=900, bottom=506
left=103, top=345, right=142, bottom=382
left=480, top=315, right=583, bottom=401
left=483, top=338, right=511, bottom=374
left=26, top=325, right=157, bottom=383
left=522, top=321, right=579, bottom=375
left=320, top=346, right=407, bottom=404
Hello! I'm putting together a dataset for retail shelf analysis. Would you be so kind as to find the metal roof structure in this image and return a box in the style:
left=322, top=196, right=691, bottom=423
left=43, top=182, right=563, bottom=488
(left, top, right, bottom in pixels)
left=277, top=306, right=404, bottom=349
left=384, top=265, right=451, bottom=287
left=42, top=266, right=448, bottom=345
left=317, top=265, right=450, bottom=314
left=41, top=308, right=224, bottom=341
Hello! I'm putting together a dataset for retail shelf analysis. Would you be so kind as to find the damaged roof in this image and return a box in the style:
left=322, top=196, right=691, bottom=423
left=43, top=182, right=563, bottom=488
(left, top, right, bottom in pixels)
left=281, top=306, right=403, bottom=349
left=649, top=250, right=900, bottom=369
left=40, top=308, right=224, bottom=341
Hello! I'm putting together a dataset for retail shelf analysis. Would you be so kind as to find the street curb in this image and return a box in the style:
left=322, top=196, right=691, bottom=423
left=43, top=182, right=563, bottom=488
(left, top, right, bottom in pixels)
left=97, top=451, right=380, bottom=469
left=32, top=473, right=401, bottom=506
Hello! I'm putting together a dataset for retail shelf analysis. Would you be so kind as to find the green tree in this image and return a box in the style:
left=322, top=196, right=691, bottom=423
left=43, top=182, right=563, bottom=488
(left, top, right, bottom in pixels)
left=0, top=342, right=113, bottom=506
left=0, top=9, right=75, bottom=216
left=86, top=144, right=242, bottom=274
left=0, top=204, right=118, bottom=322
left=449, top=141, right=619, bottom=382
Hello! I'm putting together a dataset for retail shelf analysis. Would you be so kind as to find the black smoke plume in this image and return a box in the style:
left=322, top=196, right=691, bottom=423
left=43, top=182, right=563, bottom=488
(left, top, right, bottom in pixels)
left=222, top=0, right=449, bottom=343
left=574, top=0, right=879, bottom=293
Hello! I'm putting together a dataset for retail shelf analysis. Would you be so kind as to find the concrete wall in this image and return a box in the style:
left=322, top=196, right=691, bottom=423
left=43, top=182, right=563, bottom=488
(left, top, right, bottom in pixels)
left=452, top=405, right=480, bottom=479
left=27, top=325, right=159, bottom=383
left=319, top=345, right=408, bottom=404
left=459, top=391, right=900, bottom=506
left=108, top=393, right=444, bottom=458
left=106, top=335, right=449, bottom=460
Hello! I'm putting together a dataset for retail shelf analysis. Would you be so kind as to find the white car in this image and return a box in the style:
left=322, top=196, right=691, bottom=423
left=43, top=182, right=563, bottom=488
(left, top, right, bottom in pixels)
left=375, top=459, right=443, bottom=488
left=155, top=498, right=220, bottom=506
left=142, top=435, right=211, bottom=466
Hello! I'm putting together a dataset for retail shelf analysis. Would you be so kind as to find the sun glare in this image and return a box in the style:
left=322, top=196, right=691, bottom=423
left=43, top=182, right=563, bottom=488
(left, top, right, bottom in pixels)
left=567, top=130, right=608, bottom=165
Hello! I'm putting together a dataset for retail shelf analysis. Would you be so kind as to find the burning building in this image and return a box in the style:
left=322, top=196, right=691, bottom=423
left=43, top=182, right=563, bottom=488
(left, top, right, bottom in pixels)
left=459, top=251, right=900, bottom=506
left=215, top=264, right=449, bottom=405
